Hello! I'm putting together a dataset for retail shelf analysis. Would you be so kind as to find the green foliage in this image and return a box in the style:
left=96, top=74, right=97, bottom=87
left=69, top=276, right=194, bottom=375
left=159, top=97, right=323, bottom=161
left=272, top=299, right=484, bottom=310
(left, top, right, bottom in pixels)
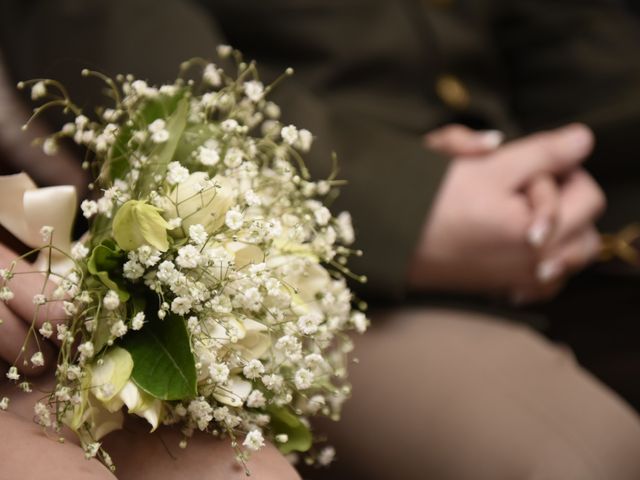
left=267, top=405, right=313, bottom=454
left=121, top=314, right=197, bottom=401
left=87, top=239, right=129, bottom=301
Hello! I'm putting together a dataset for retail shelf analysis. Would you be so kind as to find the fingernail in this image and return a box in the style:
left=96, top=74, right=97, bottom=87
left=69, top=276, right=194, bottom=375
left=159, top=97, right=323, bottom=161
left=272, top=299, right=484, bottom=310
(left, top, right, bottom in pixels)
left=527, top=220, right=550, bottom=247
left=480, top=130, right=504, bottom=149
left=536, top=259, right=562, bottom=283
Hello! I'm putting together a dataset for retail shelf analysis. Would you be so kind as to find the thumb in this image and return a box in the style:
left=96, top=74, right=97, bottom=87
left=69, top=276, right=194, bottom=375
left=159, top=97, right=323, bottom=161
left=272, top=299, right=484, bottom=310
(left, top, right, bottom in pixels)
left=424, top=124, right=504, bottom=157
left=492, top=123, right=594, bottom=189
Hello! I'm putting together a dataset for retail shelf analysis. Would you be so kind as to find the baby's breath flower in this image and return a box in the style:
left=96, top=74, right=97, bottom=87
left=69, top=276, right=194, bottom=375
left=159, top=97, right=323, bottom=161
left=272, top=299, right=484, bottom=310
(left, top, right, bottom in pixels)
left=77, top=341, right=95, bottom=360
left=31, top=81, right=47, bottom=100
left=103, top=290, right=120, bottom=310
left=39, top=321, right=53, bottom=338
left=0, top=287, right=15, bottom=302
left=216, top=44, right=232, bottom=58
left=203, top=64, right=221, bottom=86
left=110, top=320, right=128, bottom=338
left=317, top=446, right=336, bottom=466
left=42, top=137, right=58, bottom=156
left=40, top=225, right=54, bottom=243
left=225, top=209, right=244, bottom=230
left=63, top=301, right=78, bottom=316
left=281, top=125, right=299, bottom=145
left=32, top=294, right=47, bottom=306
left=131, top=312, right=145, bottom=330
left=294, top=368, right=314, bottom=390
left=0, top=397, right=9, bottom=411
left=71, top=242, right=90, bottom=260
left=30, top=351, right=45, bottom=367
left=243, top=430, right=265, bottom=451
left=189, top=224, right=208, bottom=245
left=243, top=359, right=265, bottom=380
left=198, top=144, right=220, bottom=166
left=6, top=366, right=19, bottom=381
left=81, top=199, right=98, bottom=218
left=246, top=390, right=266, bottom=408
left=224, top=147, right=244, bottom=168
left=243, top=81, right=264, bottom=102
left=166, top=162, right=190, bottom=185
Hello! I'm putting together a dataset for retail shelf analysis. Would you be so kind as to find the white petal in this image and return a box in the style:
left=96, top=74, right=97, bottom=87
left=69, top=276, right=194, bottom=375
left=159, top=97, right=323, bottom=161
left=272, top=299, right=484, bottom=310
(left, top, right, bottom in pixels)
left=213, top=376, right=252, bottom=407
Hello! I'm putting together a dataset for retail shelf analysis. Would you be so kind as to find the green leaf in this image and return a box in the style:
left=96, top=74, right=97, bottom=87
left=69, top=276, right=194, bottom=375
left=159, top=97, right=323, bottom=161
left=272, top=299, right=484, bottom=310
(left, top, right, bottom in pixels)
left=87, top=240, right=130, bottom=302
left=138, top=97, right=190, bottom=196
left=121, top=314, right=197, bottom=401
left=266, top=405, right=313, bottom=454
left=107, top=92, right=185, bottom=181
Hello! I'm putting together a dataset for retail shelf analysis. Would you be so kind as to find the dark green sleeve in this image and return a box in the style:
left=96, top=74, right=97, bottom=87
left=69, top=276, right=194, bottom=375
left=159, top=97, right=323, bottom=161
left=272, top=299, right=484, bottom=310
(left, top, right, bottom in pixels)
left=0, top=0, right=450, bottom=301
left=497, top=0, right=640, bottom=230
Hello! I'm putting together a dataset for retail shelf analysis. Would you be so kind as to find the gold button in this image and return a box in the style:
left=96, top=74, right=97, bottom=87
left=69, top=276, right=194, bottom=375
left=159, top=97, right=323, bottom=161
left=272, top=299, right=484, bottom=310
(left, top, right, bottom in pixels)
left=436, top=74, right=470, bottom=110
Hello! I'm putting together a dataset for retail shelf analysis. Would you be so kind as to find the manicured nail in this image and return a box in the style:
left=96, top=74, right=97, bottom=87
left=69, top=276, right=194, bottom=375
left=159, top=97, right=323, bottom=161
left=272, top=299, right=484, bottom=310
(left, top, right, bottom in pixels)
left=480, top=130, right=504, bottom=149
left=563, top=124, right=593, bottom=152
left=536, top=259, right=562, bottom=283
left=527, top=220, right=550, bottom=247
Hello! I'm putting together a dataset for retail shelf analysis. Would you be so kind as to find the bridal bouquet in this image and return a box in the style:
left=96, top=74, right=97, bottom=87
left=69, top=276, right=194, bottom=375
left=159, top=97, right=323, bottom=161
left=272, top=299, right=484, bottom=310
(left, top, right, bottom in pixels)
left=0, top=47, right=367, bottom=472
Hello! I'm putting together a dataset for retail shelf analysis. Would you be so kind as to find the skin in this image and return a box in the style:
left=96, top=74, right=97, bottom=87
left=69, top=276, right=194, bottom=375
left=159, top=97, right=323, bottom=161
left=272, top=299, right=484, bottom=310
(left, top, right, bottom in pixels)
left=412, top=123, right=605, bottom=303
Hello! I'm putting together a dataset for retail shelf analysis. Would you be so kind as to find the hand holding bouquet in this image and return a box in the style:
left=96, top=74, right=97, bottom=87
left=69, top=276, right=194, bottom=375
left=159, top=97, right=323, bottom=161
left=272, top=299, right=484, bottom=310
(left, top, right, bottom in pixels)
left=0, top=47, right=367, bottom=473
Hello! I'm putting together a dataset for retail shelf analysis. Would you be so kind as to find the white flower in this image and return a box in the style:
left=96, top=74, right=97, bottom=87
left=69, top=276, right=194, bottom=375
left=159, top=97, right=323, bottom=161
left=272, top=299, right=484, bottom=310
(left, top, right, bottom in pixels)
left=188, top=398, right=213, bottom=430
left=208, top=363, right=230, bottom=383
left=246, top=389, right=266, bottom=408
left=314, top=206, right=332, bottom=226
left=244, top=189, right=261, bottom=207
left=32, top=294, right=47, bottom=306
left=40, top=225, right=54, bottom=242
left=217, top=45, right=232, bottom=58
left=297, top=129, right=313, bottom=152
left=0, top=397, right=9, bottom=411
left=0, top=287, right=13, bottom=302
left=6, top=366, right=19, bottom=381
left=351, top=311, right=369, bottom=334
left=242, top=359, right=265, bottom=380
left=63, top=301, right=78, bottom=316
left=31, top=81, right=47, bottom=100
left=110, top=320, right=128, bottom=338
left=264, top=102, right=280, bottom=119
left=297, top=312, right=322, bottom=335
left=203, top=64, right=221, bottom=86
left=221, top=119, right=239, bottom=132
left=336, top=211, right=355, bottom=244
left=243, top=430, right=265, bottom=451
left=243, top=81, right=264, bottom=102
left=317, top=446, right=336, bottom=466
left=103, top=290, right=120, bottom=310
left=198, top=144, right=220, bottom=166
left=131, top=312, right=145, bottom=330
left=43, top=137, right=58, bottom=156
left=85, top=442, right=101, bottom=459
left=34, top=402, right=52, bottom=427
left=30, top=352, right=45, bottom=367
left=171, top=296, right=192, bottom=315
left=148, top=119, right=166, bottom=133
left=166, top=162, right=190, bottom=185
left=136, top=245, right=162, bottom=267
left=261, top=373, right=283, bottom=391
left=123, top=260, right=144, bottom=279
left=281, top=125, right=299, bottom=145
left=71, top=242, right=90, bottom=260
left=294, top=368, right=314, bottom=390
left=225, top=209, right=244, bottom=230
left=176, top=245, right=202, bottom=269
left=151, top=129, right=169, bottom=144
left=39, top=322, right=53, bottom=338
left=81, top=200, right=98, bottom=218
left=224, top=147, right=244, bottom=168
left=188, top=224, right=208, bottom=245
left=78, top=341, right=95, bottom=359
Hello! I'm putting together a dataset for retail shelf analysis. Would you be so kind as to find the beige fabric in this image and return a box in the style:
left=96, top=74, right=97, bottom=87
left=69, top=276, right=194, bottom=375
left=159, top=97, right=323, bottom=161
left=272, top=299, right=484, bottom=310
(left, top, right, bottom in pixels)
left=317, top=309, right=640, bottom=480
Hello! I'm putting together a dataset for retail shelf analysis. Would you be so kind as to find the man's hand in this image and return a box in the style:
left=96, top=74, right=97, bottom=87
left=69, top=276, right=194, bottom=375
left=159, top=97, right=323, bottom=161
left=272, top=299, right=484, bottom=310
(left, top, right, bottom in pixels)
left=411, top=123, right=604, bottom=301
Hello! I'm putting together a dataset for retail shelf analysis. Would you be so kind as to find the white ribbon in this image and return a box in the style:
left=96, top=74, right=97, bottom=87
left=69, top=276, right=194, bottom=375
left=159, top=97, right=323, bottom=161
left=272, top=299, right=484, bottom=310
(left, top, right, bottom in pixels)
left=0, top=173, right=77, bottom=275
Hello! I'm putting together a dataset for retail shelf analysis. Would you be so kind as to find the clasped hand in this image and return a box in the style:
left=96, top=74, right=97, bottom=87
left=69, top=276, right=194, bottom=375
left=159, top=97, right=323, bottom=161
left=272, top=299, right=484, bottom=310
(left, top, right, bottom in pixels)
left=411, top=123, right=605, bottom=304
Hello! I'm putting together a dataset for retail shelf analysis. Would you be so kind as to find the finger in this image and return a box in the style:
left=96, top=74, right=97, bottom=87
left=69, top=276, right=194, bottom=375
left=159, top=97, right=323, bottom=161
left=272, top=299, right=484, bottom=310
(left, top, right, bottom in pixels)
left=424, top=124, right=504, bottom=156
left=544, top=227, right=601, bottom=276
left=546, top=170, right=606, bottom=247
left=0, top=243, right=66, bottom=344
left=0, top=301, right=56, bottom=376
left=492, top=123, right=594, bottom=189
left=511, top=278, right=567, bottom=306
left=526, top=176, right=560, bottom=248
